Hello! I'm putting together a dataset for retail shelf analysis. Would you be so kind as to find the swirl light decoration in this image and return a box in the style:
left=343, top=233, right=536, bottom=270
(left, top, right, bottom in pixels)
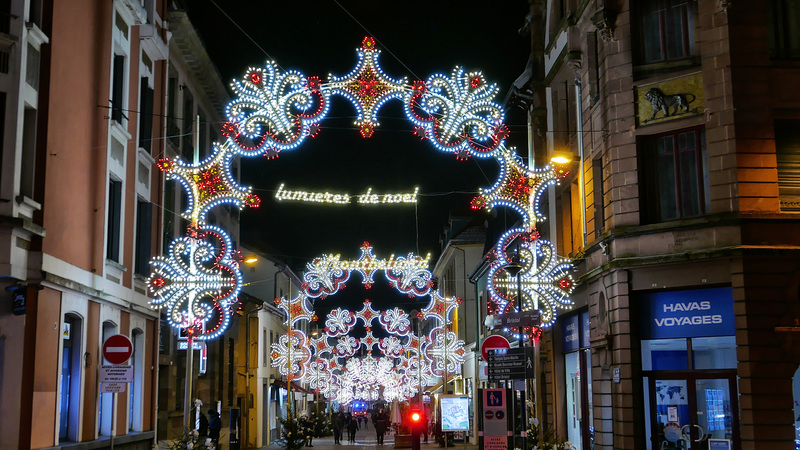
left=149, top=36, right=574, bottom=354
left=148, top=225, right=242, bottom=340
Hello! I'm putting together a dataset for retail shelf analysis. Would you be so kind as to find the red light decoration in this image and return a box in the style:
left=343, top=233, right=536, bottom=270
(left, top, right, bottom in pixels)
left=250, top=71, right=262, bottom=84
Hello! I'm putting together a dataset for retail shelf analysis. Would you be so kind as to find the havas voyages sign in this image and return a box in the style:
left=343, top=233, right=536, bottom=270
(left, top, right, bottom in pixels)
left=639, top=287, right=734, bottom=339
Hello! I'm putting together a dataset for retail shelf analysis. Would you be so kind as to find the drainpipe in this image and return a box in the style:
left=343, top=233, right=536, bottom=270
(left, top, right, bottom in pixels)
left=574, top=79, right=587, bottom=247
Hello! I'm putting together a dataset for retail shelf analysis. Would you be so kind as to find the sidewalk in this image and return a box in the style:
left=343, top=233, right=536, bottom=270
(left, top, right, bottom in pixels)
left=259, top=426, right=478, bottom=450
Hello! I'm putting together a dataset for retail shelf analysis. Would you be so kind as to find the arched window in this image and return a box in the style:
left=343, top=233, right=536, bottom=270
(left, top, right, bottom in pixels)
left=129, top=328, right=144, bottom=431
left=99, top=321, right=117, bottom=436
left=59, top=313, right=83, bottom=442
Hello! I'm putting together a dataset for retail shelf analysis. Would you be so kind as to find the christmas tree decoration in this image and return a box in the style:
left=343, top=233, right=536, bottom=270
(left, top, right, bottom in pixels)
left=404, top=68, right=507, bottom=158
left=148, top=225, right=242, bottom=341
left=156, top=142, right=257, bottom=225
left=224, top=61, right=328, bottom=156
left=471, top=148, right=569, bottom=229
left=327, top=37, right=407, bottom=138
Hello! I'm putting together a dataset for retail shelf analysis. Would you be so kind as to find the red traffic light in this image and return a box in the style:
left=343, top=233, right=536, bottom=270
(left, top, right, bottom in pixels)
left=411, top=411, right=421, bottom=422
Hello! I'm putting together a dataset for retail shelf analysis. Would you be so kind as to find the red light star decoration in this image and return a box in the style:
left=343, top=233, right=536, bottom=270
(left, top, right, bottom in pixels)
left=473, top=148, right=569, bottom=229
left=328, top=37, right=407, bottom=138
left=156, top=141, right=256, bottom=225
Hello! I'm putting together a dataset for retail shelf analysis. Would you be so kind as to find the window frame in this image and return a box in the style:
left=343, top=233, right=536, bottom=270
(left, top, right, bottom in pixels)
left=640, top=126, right=709, bottom=223
left=634, top=0, right=698, bottom=69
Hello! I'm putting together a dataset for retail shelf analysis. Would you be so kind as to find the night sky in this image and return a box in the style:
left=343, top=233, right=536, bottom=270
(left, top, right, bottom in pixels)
left=185, top=1, right=531, bottom=313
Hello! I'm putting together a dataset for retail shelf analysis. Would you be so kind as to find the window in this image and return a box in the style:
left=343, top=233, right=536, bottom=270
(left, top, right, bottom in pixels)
left=135, top=199, right=152, bottom=276
left=107, top=179, right=122, bottom=262
left=25, top=44, right=40, bottom=89
left=637, top=0, right=696, bottom=64
left=139, top=77, right=154, bottom=153
left=767, top=0, right=800, bottom=59
left=0, top=0, right=11, bottom=34
left=592, top=159, right=604, bottom=238
left=20, top=107, right=37, bottom=200
left=777, top=119, right=800, bottom=211
left=181, top=91, right=195, bottom=161
left=641, top=127, right=709, bottom=222
left=111, top=54, right=126, bottom=124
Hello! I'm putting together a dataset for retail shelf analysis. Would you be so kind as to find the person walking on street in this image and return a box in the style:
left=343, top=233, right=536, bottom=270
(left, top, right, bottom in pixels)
left=374, top=409, right=387, bottom=445
left=198, top=409, right=209, bottom=443
left=333, top=412, right=345, bottom=444
left=208, top=409, right=222, bottom=449
left=346, top=415, right=359, bottom=443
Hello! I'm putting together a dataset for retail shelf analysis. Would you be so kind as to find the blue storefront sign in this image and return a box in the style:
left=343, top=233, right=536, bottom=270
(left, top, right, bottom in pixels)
left=562, top=314, right=580, bottom=352
left=639, top=287, right=735, bottom=339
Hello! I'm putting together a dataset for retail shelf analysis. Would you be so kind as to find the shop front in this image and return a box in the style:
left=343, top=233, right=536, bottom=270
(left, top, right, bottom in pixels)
left=638, top=287, right=739, bottom=450
left=562, top=309, right=593, bottom=450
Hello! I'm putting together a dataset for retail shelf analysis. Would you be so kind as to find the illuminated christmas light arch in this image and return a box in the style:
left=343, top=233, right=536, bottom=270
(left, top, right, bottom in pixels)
left=147, top=36, right=574, bottom=358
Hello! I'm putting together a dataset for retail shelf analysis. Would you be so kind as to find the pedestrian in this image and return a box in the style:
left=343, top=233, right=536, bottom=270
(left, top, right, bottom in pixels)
left=333, top=412, right=345, bottom=444
left=346, top=414, right=359, bottom=443
left=306, top=414, right=316, bottom=447
left=374, top=409, right=387, bottom=445
left=198, top=409, right=209, bottom=440
left=208, top=408, right=222, bottom=449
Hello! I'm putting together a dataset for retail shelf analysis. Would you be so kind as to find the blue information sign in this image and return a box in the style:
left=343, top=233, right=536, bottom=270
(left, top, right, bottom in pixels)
left=639, top=287, right=735, bottom=339
left=581, top=309, right=590, bottom=348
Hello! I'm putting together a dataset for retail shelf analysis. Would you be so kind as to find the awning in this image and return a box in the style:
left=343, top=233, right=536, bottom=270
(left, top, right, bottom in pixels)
left=272, top=379, right=314, bottom=395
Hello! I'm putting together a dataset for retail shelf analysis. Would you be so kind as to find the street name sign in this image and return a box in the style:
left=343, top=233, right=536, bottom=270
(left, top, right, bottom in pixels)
left=484, top=311, right=541, bottom=329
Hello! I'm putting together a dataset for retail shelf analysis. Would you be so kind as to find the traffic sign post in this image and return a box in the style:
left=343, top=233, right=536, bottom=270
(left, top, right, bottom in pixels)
left=101, top=334, right=133, bottom=450
left=102, top=334, right=133, bottom=365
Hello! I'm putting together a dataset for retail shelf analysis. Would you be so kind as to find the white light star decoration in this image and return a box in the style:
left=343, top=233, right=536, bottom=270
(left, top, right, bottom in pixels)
left=149, top=37, right=574, bottom=377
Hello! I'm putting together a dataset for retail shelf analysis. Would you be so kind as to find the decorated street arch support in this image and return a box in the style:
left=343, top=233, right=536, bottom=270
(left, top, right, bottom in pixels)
left=147, top=37, right=575, bottom=402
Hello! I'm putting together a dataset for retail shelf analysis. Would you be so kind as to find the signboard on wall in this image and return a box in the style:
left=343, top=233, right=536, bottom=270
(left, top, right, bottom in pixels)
left=638, top=287, right=735, bottom=339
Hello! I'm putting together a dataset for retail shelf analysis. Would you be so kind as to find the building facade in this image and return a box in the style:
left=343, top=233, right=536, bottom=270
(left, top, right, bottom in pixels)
left=518, top=1, right=800, bottom=449
left=0, top=0, right=169, bottom=448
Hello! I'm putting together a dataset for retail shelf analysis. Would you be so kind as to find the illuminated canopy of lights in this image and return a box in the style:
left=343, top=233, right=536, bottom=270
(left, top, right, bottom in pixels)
left=270, top=244, right=465, bottom=404
left=149, top=37, right=574, bottom=348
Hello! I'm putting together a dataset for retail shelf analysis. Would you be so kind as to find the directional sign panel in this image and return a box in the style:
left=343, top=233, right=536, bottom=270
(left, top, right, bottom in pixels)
left=487, top=347, right=534, bottom=380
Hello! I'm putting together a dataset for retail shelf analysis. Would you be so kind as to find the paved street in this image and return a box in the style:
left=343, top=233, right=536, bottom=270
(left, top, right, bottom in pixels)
left=260, top=426, right=478, bottom=450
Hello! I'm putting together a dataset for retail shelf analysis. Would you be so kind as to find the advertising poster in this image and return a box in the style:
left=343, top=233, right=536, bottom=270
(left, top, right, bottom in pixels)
left=440, top=395, right=470, bottom=431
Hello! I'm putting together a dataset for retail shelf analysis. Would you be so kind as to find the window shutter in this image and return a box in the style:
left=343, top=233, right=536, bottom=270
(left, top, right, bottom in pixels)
left=135, top=200, right=153, bottom=275
left=139, top=77, right=154, bottom=153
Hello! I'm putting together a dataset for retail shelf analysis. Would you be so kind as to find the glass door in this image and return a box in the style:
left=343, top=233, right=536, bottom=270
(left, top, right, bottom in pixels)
left=649, top=375, right=738, bottom=450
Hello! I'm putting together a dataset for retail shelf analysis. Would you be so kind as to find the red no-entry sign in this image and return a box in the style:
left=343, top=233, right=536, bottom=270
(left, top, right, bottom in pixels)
left=102, top=334, right=133, bottom=365
left=481, top=335, right=510, bottom=361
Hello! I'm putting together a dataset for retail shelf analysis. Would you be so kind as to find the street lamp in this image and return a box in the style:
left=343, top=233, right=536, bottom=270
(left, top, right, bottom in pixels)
left=504, top=239, right=526, bottom=450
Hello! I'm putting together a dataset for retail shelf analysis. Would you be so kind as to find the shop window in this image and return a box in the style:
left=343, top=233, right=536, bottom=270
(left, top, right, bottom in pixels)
left=640, top=127, right=709, bottom=223
left=561, top=311, right=593, bottom=449
left=59, top=314, right=82, bottom=442
left=691, top=336, right=736, bottom=370
left=777, top=119, right=800, bottom=211
left=635, top=0, right=696, bottom=65
left=767, top=0, right=800, bottom=59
